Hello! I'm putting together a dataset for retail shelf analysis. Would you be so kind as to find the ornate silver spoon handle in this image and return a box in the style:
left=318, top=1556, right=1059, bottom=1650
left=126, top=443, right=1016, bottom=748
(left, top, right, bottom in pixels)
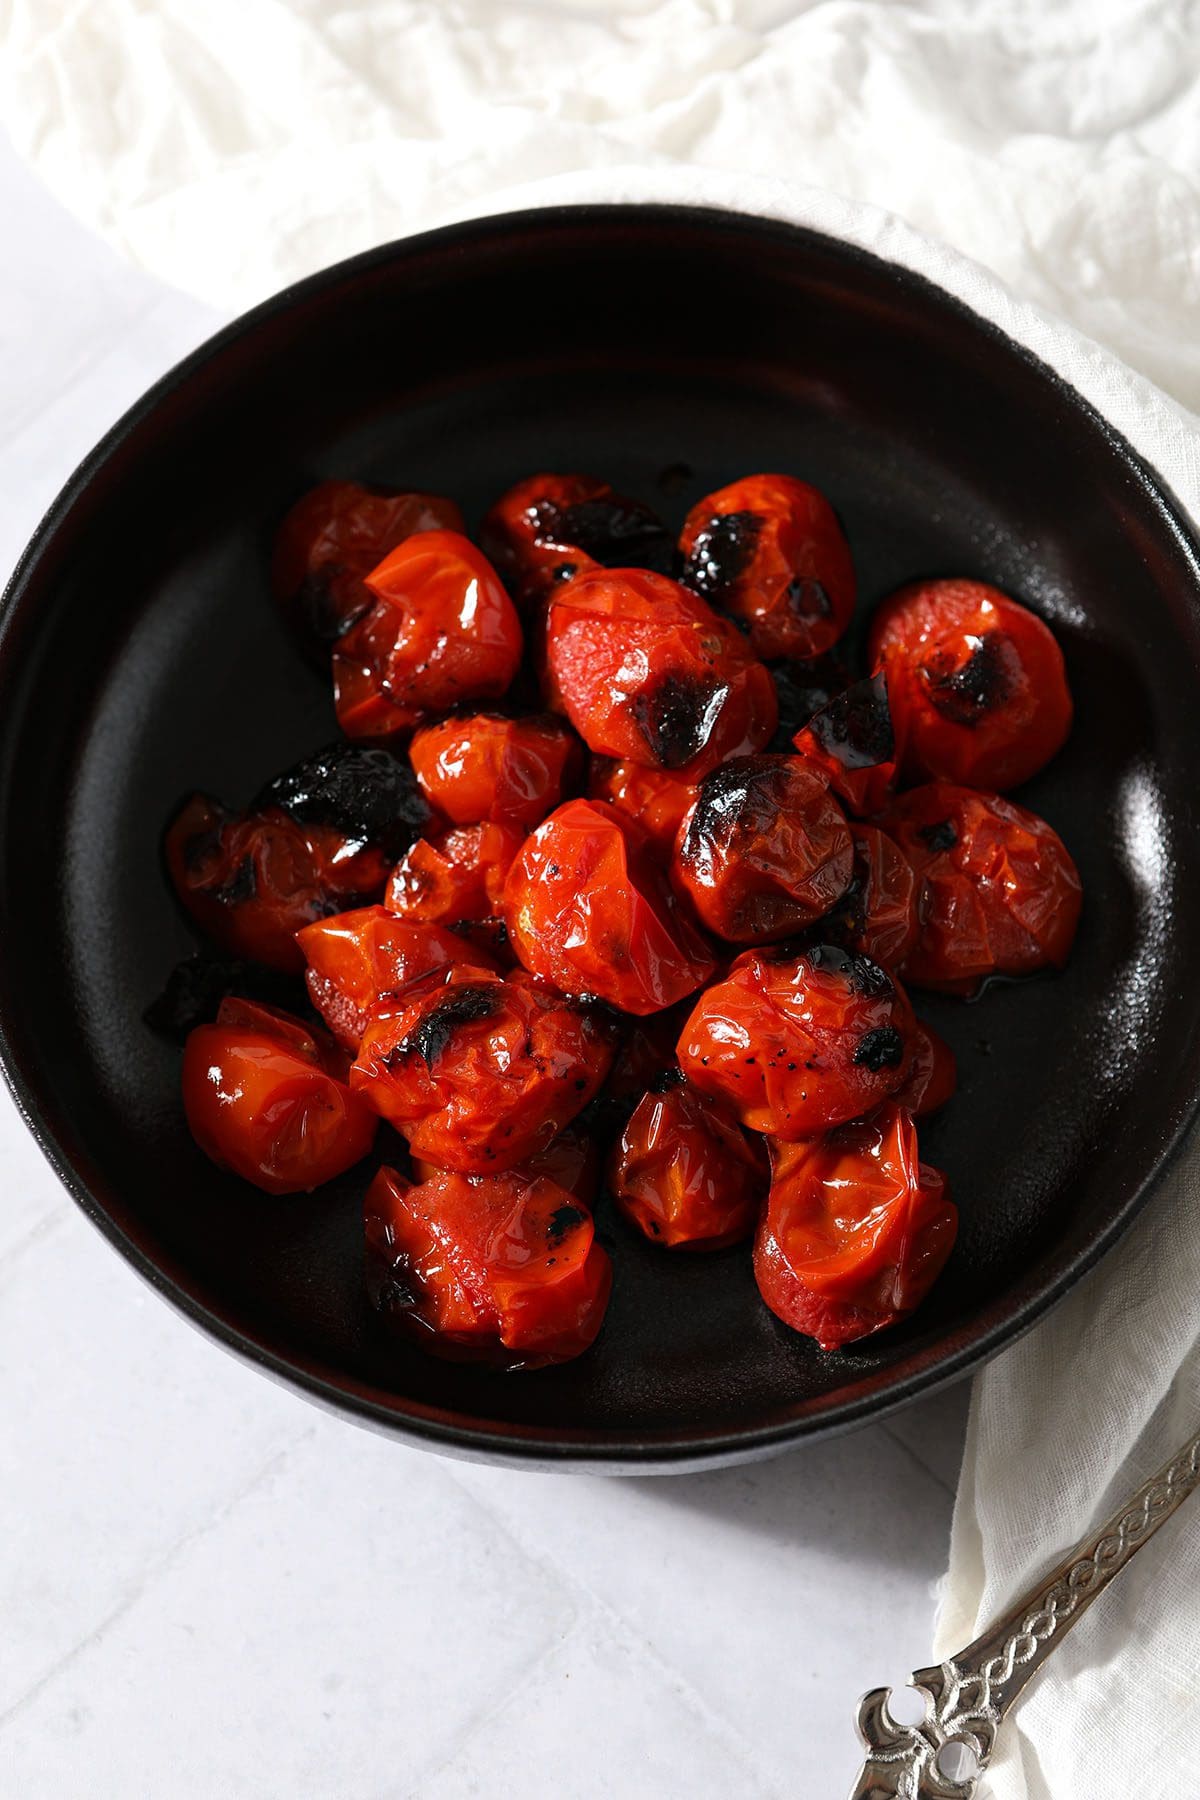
left=848, top=1423, right=1200, bottom=1799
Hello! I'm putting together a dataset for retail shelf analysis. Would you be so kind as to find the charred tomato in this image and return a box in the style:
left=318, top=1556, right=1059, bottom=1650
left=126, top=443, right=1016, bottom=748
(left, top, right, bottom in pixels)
left=680, top=474, right=855, bottom=661
left=296, top=905, right=496, bottom=1049
left=480, top=472, right=674, bottom=605
left=587, top=757, right=698, bottom=852
left=410, top=711, right=582, bottom=830
left=504, top=798, right=717, bottom=1015
left=868, top=578, right=1072, bottom=790
left=792, top=671, right=899, bottom=816
left=385, top=822, right=525, bottom=926
left=609, top=1081, right=767, bottom=1250
left=817, top=824, right=920, bottom=970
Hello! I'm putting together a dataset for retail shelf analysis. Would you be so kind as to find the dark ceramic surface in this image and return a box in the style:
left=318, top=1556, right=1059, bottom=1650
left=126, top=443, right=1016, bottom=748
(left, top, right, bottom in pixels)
left=2, top=206, right=1199, bottom=1471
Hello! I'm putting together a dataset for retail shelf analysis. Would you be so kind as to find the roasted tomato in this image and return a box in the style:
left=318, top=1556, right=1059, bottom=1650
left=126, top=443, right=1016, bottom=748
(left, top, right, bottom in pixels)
left=587, top=757, right=698, bottom=852
left=680, top=474, right=855, bottom=661
left=182, top=998, right=377, bottom=1194
left=674, top=755, right=853, bottom=943
left=272, top=480, right=463, bottom=650
left=409, top=711, right=582, bottom=829
left=880, top=782, right=1082, bottom=996
left=609, top=1078, right=767, bottom=1250
left=677, top=944, right=916, bottom=1138
left=165, top=743, right=433, bottom=972
left=296, top=905, right=495, bottom=1049
left=545, top=568, right=778, bottom=782
left=754, top=1104, right=956, bottom=1350
left=413, top=1122, right=600, bottom=1206
left=332, top=530, right=522, bottom=738
left=868, top=578, right=1072, bottom=790
left=365, top=1164, right=611, bottom=1366
left=792, top=672, right=899, bottom=816
left=768, top=654, right=850, bottom=751
left=893, top=1019, right=958, bottom=1116
left=385, top=822, right=525, bottom=926
left=504, top=798, right=717, bottom=1015
left=351, top=966, right=615, bottom=1171
left=480, top=472, right=674, bottom=605
left=818, top=824, right=919, bottom=970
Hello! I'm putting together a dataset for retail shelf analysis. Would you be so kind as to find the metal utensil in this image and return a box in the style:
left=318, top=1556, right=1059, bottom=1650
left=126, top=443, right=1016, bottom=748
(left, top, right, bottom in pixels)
left=848, top=1424, right=1200, bottom=1797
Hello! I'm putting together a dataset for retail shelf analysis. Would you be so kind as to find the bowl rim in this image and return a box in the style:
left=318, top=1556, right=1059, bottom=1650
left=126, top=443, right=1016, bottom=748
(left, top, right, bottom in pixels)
left=3, top=200, right=1200, bottom=1472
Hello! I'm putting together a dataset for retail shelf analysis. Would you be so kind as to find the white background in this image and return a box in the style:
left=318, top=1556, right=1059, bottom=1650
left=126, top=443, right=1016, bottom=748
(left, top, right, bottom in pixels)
left=0, top=130, right=971, bottom=1799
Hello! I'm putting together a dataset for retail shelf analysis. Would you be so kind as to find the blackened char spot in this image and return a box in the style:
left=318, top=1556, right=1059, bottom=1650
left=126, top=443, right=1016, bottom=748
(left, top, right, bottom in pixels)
left=683, top=510, right=761, bottom=603
left=546, top=1202, right=586, bottom=1246
left=143, top=955, right=303, bottom=1042
left=255, top=741, right=433, bottom=859
left=212, top=856, right=257, bottom=907
left=768, top=656, right=849, bottom=749
left=650, top=1065, right=687, bottom=1094
left=685, top=755, right=773, bottom=852
left=632, top=673, right=731, bottom=770
left=805, top=942, right=895, bottom=999
left=918, top=818, right=958, bottom=852
left=554, top=497, right=675, bottom=574
left=853, top=1026, right=904, bottom=1071
left=806, top=671, right=895, bottom=769
left=922, top=632, right=1013, bottom=725
left=398, top=986, right=498, bottom=1066
left=181, top=820, right=226, bottom=876
left=294, top=565, right=373, bottom=643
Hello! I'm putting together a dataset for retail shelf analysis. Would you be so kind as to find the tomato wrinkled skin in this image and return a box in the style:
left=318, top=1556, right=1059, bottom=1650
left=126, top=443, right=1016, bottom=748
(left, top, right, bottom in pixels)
left=365, top=1164, right=611, bottom=1366
left=296, top=904, right=497, bottom=1049
left=817, top=824, right=920, bottom=970
left=182, top=998, right=377, bottom=1194
left=272, top=480, right=464, bottom=651
left=412, top=1121, right=601, bottom=1207
left=680, top=474, right=856, bottom=662
left=754, top=1104, right=956, bottom=1350
left=545, top=567, right=778, bottom=782
left=674, top=754, right=854, bottom=944
left=410, top=711, right=582, bottom=830
left=677, top=943, right=917, bottom=1138
left=480, top=472, right=674, bottom=607
left=791, top=672, right=899, bottom=816
left=385, top=823, right=525, bottom=926
left=588, top=757, right=698, bottom=852
left=351, top=966, right=616, bottom=1172
left=893, top=1019, right=958, bottom=1117
left=609, top=1079, right=767, bottom=1250
left=504, top=798, right=717, bottom=1015
left=868, top=578, right=1073, bottom=790
left=880, top=782, right=1082, bottom=996
left=332, top=530, right=523, bottom=739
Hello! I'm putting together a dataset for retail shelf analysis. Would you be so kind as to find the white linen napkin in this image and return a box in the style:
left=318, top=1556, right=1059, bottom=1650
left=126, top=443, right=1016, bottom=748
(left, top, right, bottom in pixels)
left=5, top=6, right=1200, bottom=1795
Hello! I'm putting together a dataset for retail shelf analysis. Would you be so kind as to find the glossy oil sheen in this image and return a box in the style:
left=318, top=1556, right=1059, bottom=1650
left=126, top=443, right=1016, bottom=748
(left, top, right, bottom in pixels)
left=1, top=206, right=1199, bottom=1471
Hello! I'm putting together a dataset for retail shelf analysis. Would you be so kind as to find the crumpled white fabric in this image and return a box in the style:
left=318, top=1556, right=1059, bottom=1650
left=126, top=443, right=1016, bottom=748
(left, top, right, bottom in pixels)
left=5, top=5, right=1200, bottom=1796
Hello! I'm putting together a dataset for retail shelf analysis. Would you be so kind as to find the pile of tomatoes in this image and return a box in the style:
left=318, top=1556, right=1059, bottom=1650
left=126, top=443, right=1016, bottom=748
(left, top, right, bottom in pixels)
left=165, top=469, right=1080, bottom=1366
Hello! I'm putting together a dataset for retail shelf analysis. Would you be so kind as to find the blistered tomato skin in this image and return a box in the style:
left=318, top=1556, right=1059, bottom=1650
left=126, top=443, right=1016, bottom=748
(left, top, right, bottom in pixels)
left=754, top=1104, right=956, bottom=1350
left=272, top=480, right=464, bottom=649
left=480, top=472, right=675, bottom=606
left=410, top=712, right=582, bottom=829
left=351, top=966, right=615, bottom=1172
left=587, top=757, right=698, bottom=852
left=893, top=1019, right=958, bottom=1117
left=680, top=474, right=856, bottom=662
left=817, top=824, right=919, bottom=970
left=609, top=1079, right=767, bottom=1250
left=182, top=998, right=377, bottom=1194
left=545, top=568, right=778, bottom=782
left=365, top=1164, right=611, bottom=1366
left=385, top=823, right=525, bottom=926
left=504, top=799, right=717, bottom=1015
left=880, top=781, right=1082, bottom=996
left=412, top=1122, right=601, bottom=1207
left=332, top=531, right=522, bottom=739
left=677, top=944, right=917, bottom=1138
left=792, top=672, right=899, bottom=817
left=674, top=755, right=853, bottom=944
left=868, top=578, right=1072, bottom=790
left=296, top=905, right=496, bottom=1049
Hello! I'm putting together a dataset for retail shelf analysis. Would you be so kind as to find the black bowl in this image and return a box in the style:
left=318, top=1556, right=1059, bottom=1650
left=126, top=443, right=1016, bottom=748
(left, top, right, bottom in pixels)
left=3, top=205, right=1200, bottom=1472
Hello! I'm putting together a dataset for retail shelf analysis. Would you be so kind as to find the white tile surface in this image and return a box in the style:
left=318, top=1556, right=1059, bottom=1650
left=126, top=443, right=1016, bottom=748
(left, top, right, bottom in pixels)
left=0, top=129, right=969, bottom=1800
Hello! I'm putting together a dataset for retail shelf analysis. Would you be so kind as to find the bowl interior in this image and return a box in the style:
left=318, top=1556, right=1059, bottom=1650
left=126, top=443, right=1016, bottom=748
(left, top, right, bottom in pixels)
left=3, top=207, right=1200, bottom=1468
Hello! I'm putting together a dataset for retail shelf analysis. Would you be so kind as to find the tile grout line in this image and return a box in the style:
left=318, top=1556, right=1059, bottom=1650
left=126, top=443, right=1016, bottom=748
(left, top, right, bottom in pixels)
left=879, top=1418, right=962, bottom=1502
left=0, top=1423, right=318, bottom=1733
left=433, top=1463, right=786, bottom=1800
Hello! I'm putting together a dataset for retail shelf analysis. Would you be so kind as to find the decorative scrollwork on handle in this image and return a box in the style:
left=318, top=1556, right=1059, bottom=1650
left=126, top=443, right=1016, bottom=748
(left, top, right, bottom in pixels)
left=848, top=1427, right=1200, bottom=1799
